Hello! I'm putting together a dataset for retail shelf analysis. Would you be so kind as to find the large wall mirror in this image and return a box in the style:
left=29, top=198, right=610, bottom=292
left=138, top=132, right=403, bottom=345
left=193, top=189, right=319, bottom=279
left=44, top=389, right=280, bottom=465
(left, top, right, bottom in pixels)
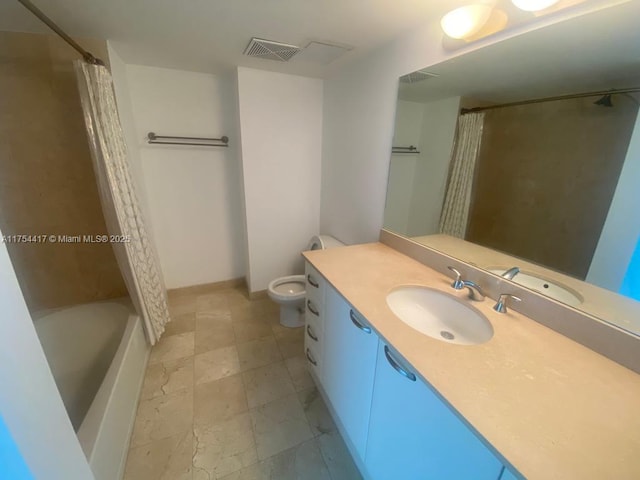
left=383, top=2, right=640, bottom=336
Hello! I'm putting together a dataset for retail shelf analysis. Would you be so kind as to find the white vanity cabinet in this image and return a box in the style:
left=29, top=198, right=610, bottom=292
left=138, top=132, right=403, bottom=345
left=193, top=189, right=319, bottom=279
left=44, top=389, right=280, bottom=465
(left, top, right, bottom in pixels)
left=304, top=262, right=325, bottom=379
left=321, top=284, right=379, bottom=460
left=304, top=260, right=513, bottom=480
left=364, top=342, right=505, bottom=480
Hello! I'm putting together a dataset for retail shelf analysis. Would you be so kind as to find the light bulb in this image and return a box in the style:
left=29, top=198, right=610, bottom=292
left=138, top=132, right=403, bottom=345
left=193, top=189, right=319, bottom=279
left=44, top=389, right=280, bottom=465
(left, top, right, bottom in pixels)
left=441, top=5, right=493, bottom=40
left=511, top=0, right=560, bottom=12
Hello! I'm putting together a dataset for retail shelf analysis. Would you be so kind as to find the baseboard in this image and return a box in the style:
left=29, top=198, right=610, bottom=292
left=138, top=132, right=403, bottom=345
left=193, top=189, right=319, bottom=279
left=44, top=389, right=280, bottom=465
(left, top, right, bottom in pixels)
left=248, top=289, right=269, bottom=301
left=167, top=277, right=246, bottom=298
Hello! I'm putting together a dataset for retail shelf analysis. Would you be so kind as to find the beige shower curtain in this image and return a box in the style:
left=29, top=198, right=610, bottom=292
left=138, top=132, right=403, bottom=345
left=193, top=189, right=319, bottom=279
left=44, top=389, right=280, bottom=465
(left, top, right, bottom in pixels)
left=74, top=60, right=170, bottom=345
left=439, top=112, right=485, bottom=238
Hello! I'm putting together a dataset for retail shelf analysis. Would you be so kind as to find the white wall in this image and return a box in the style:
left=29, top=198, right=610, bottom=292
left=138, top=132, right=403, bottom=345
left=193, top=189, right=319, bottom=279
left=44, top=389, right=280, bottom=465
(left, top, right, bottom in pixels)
left=384, top=97, right=460, bottom=237
left=237, top=67, right=323, bottom=293
left=407, top=96, right=461, bottom=236
left=319, top=4, right=619, bottom=245
left=383, top=100, right=423, bottom=233
left=0, top=231, right=94, bottom=480
left=587, top=109, right=640, bottom=291
left=121, top=65, right=245, bottom=289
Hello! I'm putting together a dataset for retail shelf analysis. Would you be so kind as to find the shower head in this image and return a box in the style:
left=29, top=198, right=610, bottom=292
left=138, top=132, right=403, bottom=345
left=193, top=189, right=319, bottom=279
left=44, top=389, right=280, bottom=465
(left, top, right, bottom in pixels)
left=593, top=94, right=614, bottom=107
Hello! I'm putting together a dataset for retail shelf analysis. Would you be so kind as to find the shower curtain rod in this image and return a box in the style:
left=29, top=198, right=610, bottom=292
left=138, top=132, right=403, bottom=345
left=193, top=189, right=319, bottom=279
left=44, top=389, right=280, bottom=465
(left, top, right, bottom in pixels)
left=17, top=0, right=104, bottom=65
left=461, top=87, right=640, bottom=114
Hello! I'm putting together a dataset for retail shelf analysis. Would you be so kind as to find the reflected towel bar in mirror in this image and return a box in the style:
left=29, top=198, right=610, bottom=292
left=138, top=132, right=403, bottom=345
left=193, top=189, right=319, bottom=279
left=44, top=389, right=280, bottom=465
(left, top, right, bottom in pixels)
left=147, top=132, right=229, bottom=147
left=392, top=145, right=420, bottom=154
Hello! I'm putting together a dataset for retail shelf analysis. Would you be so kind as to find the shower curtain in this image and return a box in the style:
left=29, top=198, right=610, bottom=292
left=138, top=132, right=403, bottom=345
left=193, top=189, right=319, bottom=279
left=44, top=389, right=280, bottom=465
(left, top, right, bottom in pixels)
left=74, top=60, right=170, bottom=345
left=439, top=112, right=485, bottom=239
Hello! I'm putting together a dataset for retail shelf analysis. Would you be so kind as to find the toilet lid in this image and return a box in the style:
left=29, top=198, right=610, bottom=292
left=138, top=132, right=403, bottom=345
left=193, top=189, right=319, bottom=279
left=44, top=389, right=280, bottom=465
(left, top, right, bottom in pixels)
left=273, top=281, right=305, bottom=295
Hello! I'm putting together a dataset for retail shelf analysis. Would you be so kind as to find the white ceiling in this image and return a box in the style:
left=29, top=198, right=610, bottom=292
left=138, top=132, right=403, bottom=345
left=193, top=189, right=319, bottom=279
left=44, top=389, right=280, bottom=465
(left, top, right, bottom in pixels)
left=398, top=1, right=640, bottom=103
left=0, top=0, right=465, bottom=77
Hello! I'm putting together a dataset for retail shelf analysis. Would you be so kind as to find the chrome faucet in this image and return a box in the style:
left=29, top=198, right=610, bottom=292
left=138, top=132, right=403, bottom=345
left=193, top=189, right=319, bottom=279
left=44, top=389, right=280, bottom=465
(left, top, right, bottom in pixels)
left=501, top=266, right=520, bottom=280
left=493, top=293, right=521, bottom=313
left=447, top=267, right=485, bottom=301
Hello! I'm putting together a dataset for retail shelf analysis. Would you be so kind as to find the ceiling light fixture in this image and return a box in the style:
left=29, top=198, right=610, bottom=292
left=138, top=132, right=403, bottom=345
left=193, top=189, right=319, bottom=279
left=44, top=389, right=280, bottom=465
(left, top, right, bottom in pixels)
left=511, top=0, right=560, bottom=12
left=440, top=4, right=493, bottom=40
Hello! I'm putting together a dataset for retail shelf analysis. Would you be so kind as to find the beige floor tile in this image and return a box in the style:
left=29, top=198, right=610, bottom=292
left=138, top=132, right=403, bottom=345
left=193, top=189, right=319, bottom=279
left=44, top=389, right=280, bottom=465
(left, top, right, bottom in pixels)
left=270, top=320, right=291, bottom=337
left=284, top=355, right=315, bottom=392
left=193, top=412, right=258, bottom=479
left=164, top=312, right=196, bottom=337
left=197, top=292, right=228, bottom=313
left=194, top=374, right=248, bottom=426
left=195, top=321, right=235, bottom=354
left=275, top=328, right=305, bottom=359
left=237, top=337, right=282, bottom=371
left=124, top=429, right=193, bottom=480
left=168, top=294, right=199, bottom=316
left=232, top=320, right=273, bottom=343
left=250, top=393, right=313, bottom=460
left=297, top=388, right=337, bottom=437
left=141, top=356, right=194, bottom=401
left=194, top=345, right=241, bottom=385
left=224, top=288, right=251, bottom=308
left=317, top=430, right=362, bottom=480
left=149, top=332, right=195, bottom=365
left=130, top=389, right=193, bottom=448
left=196, top=310, right=232, bottom=328
left=219, top=439, right=331, bottom=480
left=242, top=362, right=295, bottom=408
left=230, top=305, right=256, bottom=323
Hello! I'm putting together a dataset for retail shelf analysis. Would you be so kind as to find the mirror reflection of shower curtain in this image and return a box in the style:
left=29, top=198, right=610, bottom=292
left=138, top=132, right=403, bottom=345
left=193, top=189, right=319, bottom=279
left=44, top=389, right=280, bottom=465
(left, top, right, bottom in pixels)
left=74, top=60, right=170, bottom=345
left=439, top=112, right=485, bottom=238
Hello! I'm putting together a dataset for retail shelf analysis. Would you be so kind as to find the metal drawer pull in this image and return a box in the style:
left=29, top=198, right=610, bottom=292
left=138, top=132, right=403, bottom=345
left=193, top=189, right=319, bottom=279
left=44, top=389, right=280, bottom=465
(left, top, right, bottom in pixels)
left=306, top=325, right=318, bottom=341
left=349, top=310, right=371, bottom=334
left=307, top=300, right=319, bottom=316
left=307, top=274, right=319, bottom=288
left=305, top=348, right=318, bottom=366
left=384, top=345, right=416, bottom=382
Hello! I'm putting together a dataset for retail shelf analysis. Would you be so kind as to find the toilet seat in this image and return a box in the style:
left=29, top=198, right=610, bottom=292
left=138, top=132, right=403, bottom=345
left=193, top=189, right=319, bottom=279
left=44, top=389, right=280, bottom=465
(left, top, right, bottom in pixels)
left=267, top=275, right=306, bottom=303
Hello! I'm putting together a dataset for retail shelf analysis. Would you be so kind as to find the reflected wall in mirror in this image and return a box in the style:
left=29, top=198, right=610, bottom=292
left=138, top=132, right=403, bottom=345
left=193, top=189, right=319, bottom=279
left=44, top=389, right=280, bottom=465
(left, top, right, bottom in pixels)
left=383, top=2, right=640, bottom=335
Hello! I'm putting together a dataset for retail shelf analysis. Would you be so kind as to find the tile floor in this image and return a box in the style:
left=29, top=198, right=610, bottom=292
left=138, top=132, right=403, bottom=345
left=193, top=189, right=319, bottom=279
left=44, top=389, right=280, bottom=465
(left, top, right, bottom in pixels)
left=124, top=284, right=362, bottom=480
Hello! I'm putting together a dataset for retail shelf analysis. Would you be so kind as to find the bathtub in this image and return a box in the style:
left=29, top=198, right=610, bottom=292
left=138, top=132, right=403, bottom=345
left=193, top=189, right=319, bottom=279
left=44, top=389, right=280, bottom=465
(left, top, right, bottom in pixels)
left=34, top=300, right=149, bottom=480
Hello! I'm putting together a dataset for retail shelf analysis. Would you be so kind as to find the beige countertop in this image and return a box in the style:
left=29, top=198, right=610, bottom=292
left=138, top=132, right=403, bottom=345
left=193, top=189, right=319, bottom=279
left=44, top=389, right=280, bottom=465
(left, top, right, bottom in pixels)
left=303, top=242, right=640, bottom=480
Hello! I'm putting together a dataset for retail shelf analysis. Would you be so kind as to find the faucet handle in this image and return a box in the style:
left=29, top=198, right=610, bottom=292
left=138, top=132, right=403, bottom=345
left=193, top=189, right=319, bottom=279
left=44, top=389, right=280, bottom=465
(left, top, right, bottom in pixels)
left=493, top=293, right=522, bottom=314
left=447, top=266, right=464, bottom=290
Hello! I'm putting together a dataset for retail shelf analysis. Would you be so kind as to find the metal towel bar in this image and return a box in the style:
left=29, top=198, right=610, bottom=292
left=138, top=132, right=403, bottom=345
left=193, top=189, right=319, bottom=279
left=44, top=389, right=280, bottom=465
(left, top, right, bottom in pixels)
left=147, top=132, right=229, bottom=147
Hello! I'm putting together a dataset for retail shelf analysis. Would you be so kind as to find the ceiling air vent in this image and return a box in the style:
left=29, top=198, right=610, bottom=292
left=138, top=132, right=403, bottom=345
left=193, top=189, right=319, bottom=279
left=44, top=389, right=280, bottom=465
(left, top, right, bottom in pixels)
left=244, top=38, right=301, bottom=62
left=400, top=70, right=440, bottom=84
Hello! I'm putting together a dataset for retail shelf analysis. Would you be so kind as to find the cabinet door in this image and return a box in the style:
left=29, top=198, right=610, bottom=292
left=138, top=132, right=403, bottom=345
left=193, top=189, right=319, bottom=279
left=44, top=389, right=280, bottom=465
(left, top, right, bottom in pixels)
left=365, top=342, right=504, bottom=480
left=500, top=468, right=521, bottom=480
left=322, top=285, right=379, bottom=461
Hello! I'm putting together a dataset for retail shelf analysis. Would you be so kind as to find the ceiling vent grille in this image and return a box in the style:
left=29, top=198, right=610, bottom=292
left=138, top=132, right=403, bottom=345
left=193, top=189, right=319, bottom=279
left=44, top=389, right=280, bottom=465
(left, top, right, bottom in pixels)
left=244, top=38, right=301, bottom=62
left=400, top=70, right=440, bottom=84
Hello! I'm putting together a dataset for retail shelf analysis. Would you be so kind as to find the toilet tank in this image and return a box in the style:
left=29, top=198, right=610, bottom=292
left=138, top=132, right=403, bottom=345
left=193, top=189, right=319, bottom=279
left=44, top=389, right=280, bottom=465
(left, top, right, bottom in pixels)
left=307, top=235, right=345, bottom=251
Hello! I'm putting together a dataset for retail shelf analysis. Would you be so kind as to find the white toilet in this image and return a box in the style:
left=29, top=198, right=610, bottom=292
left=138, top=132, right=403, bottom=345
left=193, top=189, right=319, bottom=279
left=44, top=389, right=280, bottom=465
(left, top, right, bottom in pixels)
left=267, top=235, right=345, bottom=328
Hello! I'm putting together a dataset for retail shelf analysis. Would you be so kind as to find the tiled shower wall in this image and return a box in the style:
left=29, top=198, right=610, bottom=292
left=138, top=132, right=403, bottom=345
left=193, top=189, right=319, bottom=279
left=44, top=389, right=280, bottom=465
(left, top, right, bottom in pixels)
left=467, top=95, right=639, bottom=279
left=0, top=31, right=127, bottom=312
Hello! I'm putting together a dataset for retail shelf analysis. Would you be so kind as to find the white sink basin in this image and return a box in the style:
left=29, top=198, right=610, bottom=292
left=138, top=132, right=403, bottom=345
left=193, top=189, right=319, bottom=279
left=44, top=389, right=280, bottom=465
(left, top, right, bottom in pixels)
left=488, top=268, right=583, bottom=307
left=386, top=286, right=493, bottom=345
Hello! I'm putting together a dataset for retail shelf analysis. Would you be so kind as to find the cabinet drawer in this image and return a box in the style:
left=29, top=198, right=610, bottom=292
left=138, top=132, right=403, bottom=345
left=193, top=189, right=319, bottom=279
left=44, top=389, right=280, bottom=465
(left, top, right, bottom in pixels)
left=305, top=317, right=323, bottom=346
left=305, top=297, right=323, bottom=331
left=304, top=338, right=322, bottom=379
left=305, top=263, right=324, bottom=305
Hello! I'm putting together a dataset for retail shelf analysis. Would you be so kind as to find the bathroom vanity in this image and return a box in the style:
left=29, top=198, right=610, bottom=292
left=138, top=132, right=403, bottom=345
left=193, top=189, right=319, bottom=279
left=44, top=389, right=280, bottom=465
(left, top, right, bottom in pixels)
left=302, top=243, right=640, bottom=480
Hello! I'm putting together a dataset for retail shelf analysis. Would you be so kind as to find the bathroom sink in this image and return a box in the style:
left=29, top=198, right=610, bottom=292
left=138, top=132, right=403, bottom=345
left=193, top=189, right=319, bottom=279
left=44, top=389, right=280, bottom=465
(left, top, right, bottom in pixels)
left=488, top=268, right=583, bottom=307
left=386, top=286, right=493, bottom=345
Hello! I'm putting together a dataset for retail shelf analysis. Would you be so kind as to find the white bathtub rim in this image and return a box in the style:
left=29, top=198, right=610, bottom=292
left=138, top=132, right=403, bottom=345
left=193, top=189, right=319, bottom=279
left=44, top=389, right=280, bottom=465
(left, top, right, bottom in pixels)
left=76, top=312, right=137, bottom=455
left=76, top=312, right=149, bottom=480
